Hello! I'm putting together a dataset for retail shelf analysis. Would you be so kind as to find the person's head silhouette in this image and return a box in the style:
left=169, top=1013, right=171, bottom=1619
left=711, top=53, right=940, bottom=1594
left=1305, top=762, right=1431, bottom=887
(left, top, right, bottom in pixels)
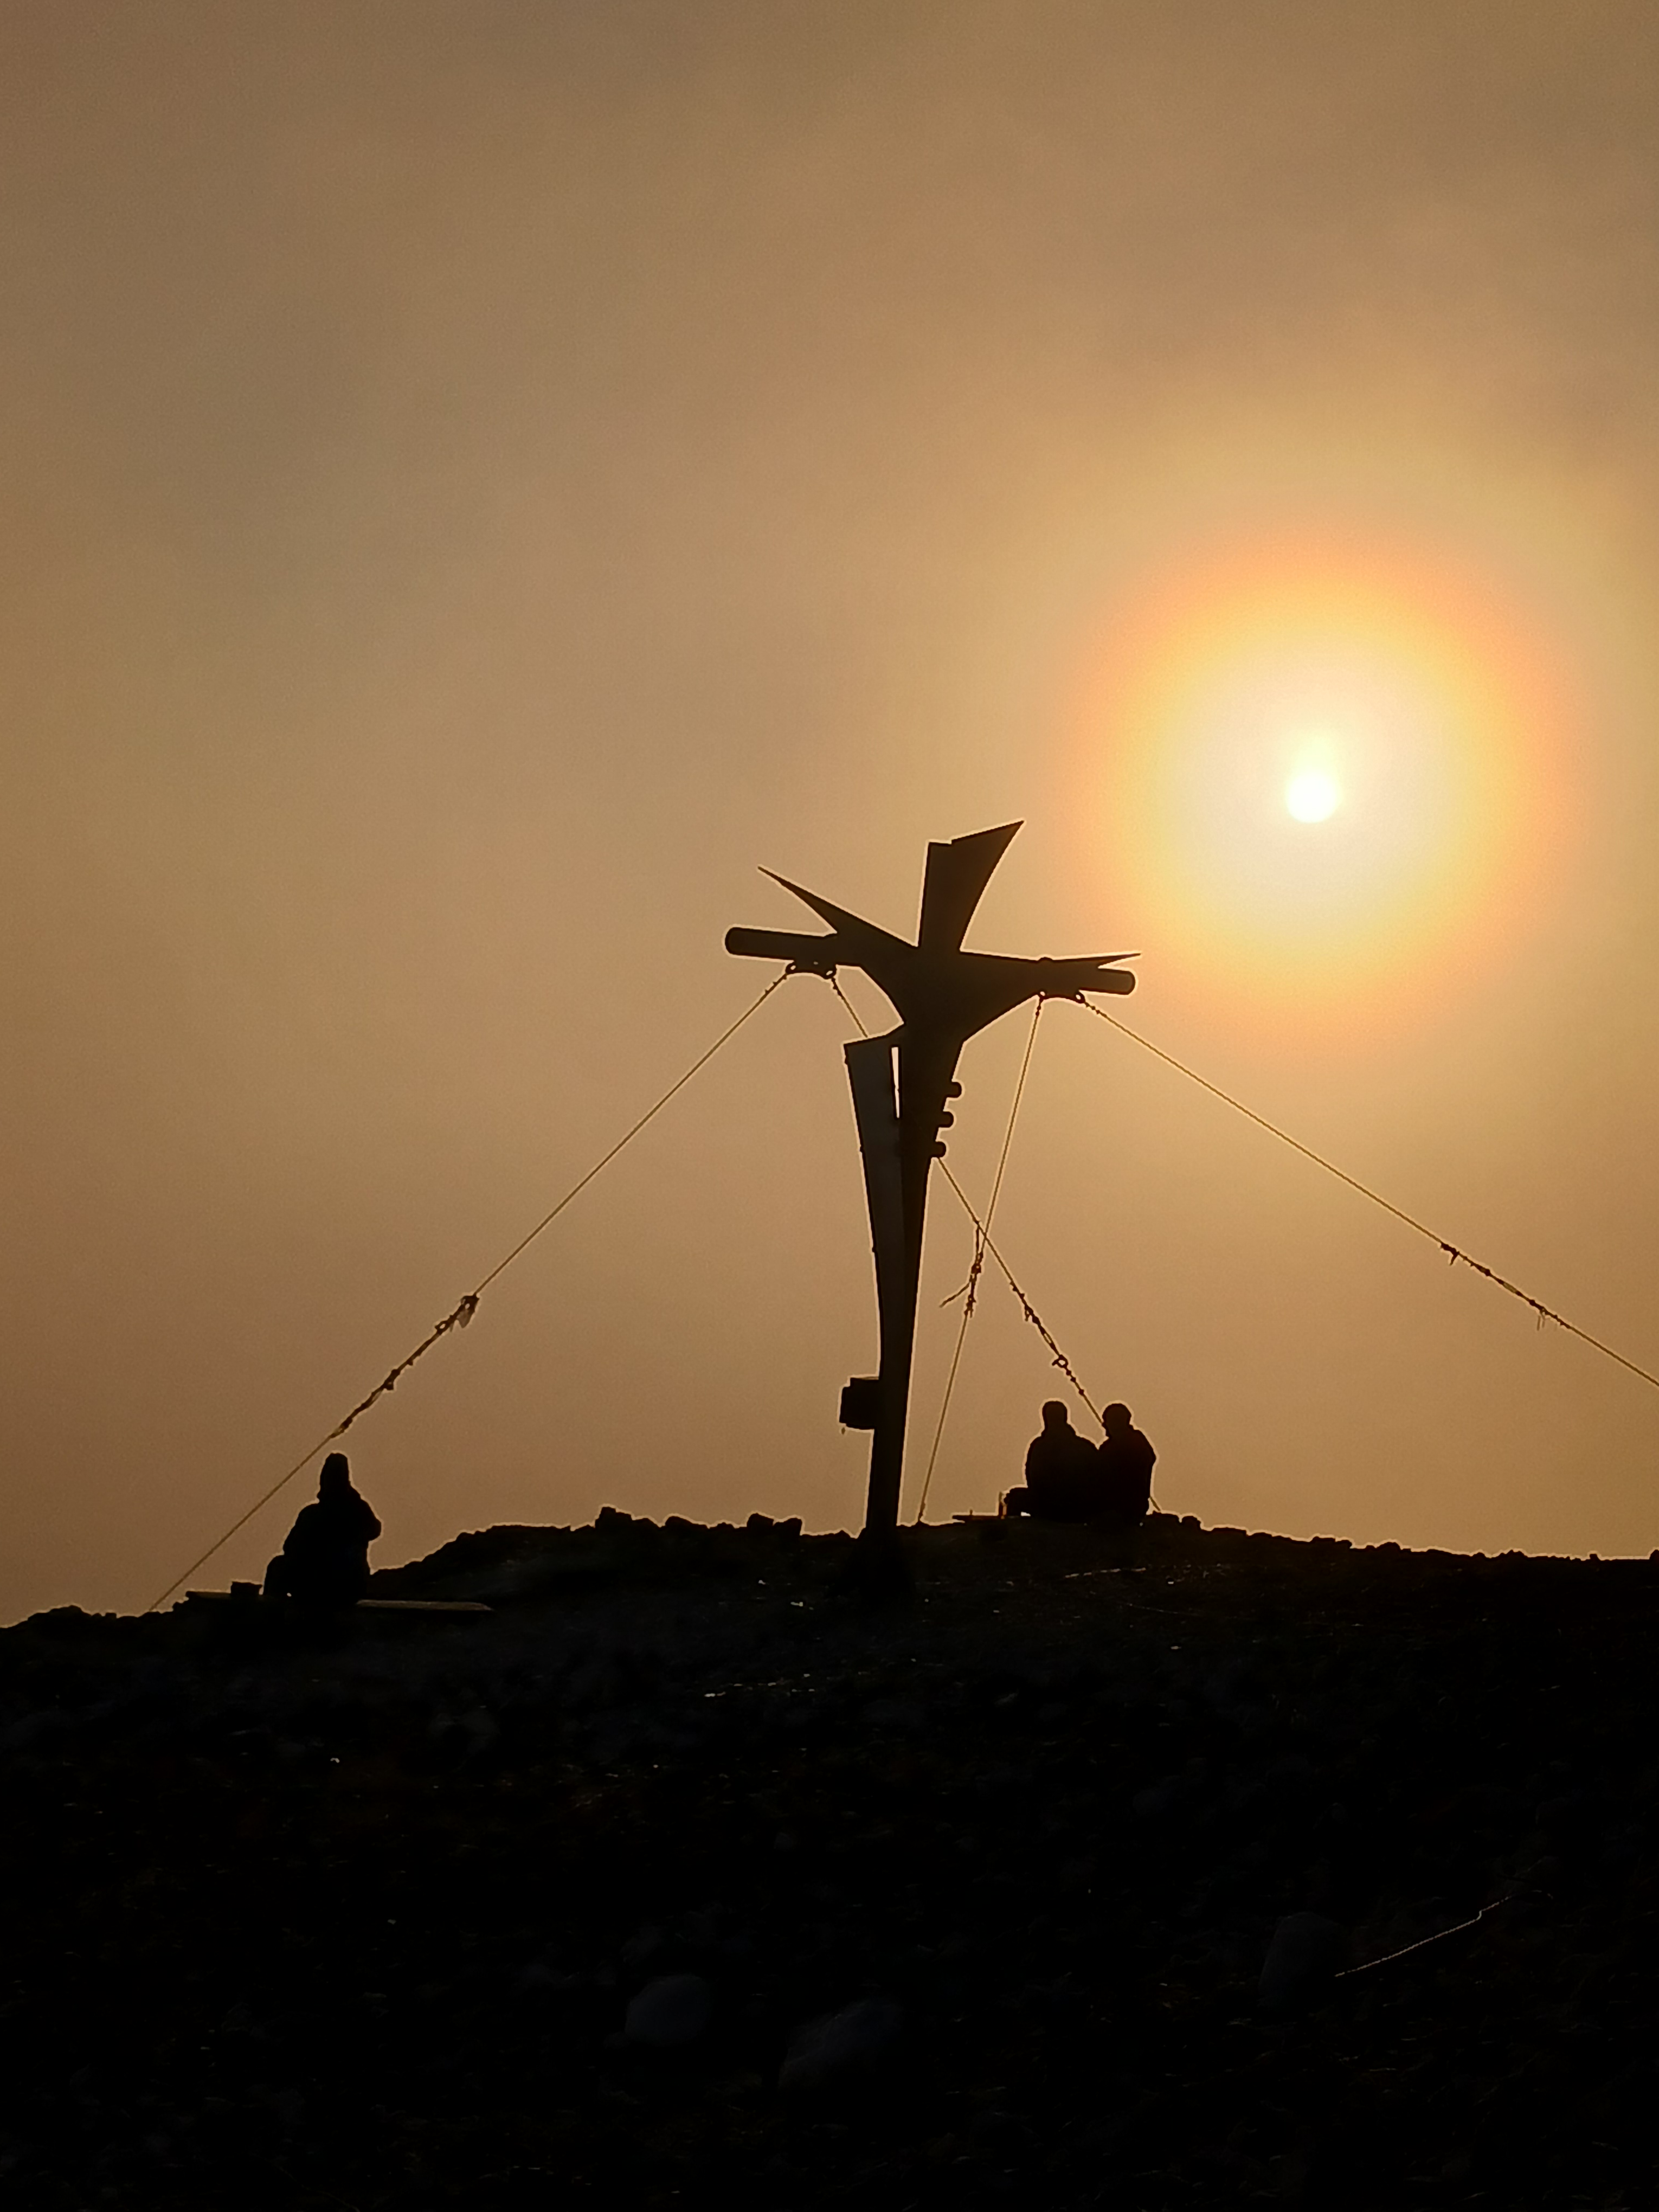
left=1040, top=1399, right=1070, bottom=1432
left=1102, top=1402, right=1133, bottom=1441
left=318, top=1452, right=352, bottom=1500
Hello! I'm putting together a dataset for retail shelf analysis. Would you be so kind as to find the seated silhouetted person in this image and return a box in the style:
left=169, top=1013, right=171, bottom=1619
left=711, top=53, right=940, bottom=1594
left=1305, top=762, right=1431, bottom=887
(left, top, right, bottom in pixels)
left=264, top=1452, right=382, bottom=1607
left=1003, top=1400, right=1104, bottom=1522
left=1097, top=1401, right=1156, bottom=1525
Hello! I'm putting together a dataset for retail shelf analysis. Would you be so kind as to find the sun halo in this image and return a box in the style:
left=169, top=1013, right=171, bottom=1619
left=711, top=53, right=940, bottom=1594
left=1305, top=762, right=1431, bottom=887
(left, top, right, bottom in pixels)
left=1071, top=533, right=1573, bottom=1034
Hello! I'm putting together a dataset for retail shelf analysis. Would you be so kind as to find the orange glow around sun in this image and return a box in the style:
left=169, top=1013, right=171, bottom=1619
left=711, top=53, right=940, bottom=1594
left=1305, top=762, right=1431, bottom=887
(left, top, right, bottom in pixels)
left=1070, top=531, right=1580, bottom=1034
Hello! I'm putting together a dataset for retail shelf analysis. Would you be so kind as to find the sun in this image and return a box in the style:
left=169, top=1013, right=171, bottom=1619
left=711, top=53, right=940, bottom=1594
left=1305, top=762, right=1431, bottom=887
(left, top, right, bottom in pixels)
left=1071, top=530, right=1576, bottom=1031
left=1284, top=764, right=1341, bottom=822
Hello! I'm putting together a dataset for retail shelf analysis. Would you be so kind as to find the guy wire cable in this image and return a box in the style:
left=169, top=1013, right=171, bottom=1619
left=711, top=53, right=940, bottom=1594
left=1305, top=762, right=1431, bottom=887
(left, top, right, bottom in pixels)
left=1078, top=1000, right=1659, bottom=1398
left=145, top=973, right=790, bottom=1613
left=936, top=1160, right=1102, bottom=1420
left=914, top=997, right=1045, bottom=1523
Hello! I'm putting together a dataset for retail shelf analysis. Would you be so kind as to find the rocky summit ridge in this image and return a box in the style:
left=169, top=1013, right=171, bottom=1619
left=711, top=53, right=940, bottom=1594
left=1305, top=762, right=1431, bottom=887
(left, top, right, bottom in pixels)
left=1, top=1513, right=1655, bottom=2208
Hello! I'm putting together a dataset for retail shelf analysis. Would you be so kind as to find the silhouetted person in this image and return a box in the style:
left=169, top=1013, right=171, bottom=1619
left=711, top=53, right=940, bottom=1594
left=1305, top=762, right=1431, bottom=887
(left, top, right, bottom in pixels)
left=1003, top=1400, right=1104, bottom=1521
left=1097, top=1402, right=1156, bottom=1525
left=264, top=1453, right=381, bottom=1607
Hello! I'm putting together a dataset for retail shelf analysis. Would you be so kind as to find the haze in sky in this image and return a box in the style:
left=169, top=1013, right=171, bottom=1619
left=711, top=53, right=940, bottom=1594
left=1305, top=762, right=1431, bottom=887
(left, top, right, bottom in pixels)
left=7, top=1, right=1659, bottom=1621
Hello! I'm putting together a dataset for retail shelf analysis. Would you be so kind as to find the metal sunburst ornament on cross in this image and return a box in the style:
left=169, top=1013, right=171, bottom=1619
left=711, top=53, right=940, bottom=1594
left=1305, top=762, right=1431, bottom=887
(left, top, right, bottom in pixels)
left=726, top=822, right=1137, bottom=1538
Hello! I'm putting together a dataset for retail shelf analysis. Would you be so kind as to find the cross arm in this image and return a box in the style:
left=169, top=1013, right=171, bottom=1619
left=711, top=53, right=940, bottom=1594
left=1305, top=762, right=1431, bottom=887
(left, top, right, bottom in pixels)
left=725, top=925, right=841, bottom=975
left=1030, top=954, right=1137, bottom=999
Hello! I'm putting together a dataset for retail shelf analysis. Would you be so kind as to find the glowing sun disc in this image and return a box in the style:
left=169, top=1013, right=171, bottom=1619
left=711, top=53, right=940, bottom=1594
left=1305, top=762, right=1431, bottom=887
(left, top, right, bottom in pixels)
left=1071, top=528, right=1577, bottom=1034
left=1285, top=768, right=1341, bottom=822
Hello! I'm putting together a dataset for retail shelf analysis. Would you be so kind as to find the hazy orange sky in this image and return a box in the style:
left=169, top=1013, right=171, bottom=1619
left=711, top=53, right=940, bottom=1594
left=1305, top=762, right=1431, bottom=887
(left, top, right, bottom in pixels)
left=8, top=1, right=1659, bottom=1620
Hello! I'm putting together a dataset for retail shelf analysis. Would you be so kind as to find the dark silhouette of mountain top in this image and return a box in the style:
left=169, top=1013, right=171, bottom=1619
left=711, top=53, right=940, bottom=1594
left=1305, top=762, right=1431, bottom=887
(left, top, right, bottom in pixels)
left=1, top=1513, right=1654, bottom=2208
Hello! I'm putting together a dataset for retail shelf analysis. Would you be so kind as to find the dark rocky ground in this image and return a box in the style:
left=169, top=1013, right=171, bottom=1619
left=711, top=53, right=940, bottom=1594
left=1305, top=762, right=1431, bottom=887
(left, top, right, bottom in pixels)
left=1, top=1509, right=1656, bottom=2210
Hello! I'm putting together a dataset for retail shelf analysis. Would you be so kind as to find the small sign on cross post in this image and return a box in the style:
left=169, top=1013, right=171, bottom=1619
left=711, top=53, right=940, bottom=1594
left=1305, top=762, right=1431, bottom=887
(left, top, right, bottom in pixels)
left=727, top=823, right=1136, bottom=1539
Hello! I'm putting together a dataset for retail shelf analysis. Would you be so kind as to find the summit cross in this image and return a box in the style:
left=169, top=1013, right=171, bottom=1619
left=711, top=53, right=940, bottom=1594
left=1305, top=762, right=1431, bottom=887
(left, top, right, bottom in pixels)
left=726, top=822, right=1136, bottom=1536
